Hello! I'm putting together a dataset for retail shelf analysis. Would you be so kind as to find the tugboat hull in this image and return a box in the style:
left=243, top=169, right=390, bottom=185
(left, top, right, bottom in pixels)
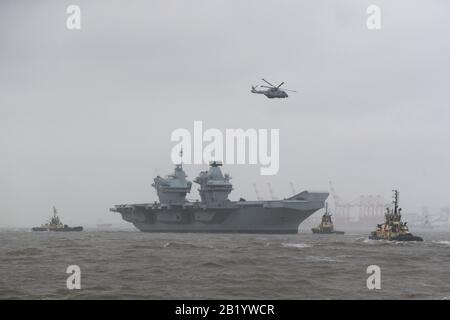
left=312, top=228, right=345, bottom=234
left=369, top=234, right=423, bottom=241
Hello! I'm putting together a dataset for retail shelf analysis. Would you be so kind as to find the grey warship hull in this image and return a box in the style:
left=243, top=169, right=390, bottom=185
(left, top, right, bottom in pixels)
left=111, top=161, right=328, bottom=233
left=111, top=192, right=328, bottom=234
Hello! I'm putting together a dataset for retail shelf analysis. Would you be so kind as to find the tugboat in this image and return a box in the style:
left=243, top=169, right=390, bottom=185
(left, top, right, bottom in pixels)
left=311, top=203, right=345, bottom=234
left=96, top=219, right=112, bottom=228
left=32, top=207, right=83, bottom=232
left=369, top=190, right=423, bottom=241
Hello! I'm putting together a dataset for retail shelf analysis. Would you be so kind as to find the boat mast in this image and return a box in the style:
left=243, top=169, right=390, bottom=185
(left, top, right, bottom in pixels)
left=393, top=190, right=399, bottom=215
left=179, top=147, right=183, bottom=168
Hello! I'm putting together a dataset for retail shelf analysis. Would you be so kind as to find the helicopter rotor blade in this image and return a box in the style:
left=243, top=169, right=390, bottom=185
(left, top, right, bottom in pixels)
left=260, top=85, right=273, bottom=89
left=284, top=89, right=297, bottom=92
left=277, top=82, right=285, bottom=88
left=261, top=78, right=276, bottom=87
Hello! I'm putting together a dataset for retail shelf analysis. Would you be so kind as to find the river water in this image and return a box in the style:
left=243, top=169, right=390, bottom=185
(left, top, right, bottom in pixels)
left=0, top=229, right=449, bottom=299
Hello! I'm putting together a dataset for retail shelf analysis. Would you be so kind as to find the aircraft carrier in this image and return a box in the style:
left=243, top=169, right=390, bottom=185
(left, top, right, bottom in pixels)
left=111, top=161, right=328, bottom=233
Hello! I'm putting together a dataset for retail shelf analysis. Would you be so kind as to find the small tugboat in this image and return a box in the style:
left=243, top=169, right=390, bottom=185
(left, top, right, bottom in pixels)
left=32, top=207, right=83, bottom=232
left=96, top=219, right=112, bottom=228
left=369, top=190, right=423, bottom=241
left=312, top=203, right=345, bottom=234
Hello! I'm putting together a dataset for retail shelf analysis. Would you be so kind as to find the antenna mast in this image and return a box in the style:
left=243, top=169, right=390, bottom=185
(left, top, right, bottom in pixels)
left=392, top=190, right=399, bottom=215
left=253, top=183, right=262, bottom=201
left=267, top=183, right=276, bottom=200
left=290, top=182, right=296, bottom=195
left=179, top=147, right=184, bottom=167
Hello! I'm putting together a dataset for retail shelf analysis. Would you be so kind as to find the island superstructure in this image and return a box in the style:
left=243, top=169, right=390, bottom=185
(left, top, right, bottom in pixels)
left=111, top=161, right=328, bottom=233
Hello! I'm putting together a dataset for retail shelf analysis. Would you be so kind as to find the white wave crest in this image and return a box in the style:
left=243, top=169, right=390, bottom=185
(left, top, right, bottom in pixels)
left=433, top=240, right=450, bottom=245
left=282, top=243, right=311, bottom=249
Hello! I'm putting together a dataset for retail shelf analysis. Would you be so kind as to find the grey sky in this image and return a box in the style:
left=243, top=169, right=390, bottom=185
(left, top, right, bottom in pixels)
left=1, top=0, right=449, bottom=227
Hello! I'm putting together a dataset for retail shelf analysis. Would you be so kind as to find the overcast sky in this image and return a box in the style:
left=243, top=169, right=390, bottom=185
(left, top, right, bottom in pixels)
left=1, top=0, right=449, bottom=227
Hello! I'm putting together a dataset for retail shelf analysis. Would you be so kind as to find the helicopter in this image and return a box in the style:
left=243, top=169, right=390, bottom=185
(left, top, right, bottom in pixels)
left=251, top=79, right=297, bottom=99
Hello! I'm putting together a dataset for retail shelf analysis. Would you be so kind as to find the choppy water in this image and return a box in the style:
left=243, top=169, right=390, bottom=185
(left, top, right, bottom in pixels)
left=1, top=229, right=449, bottom=299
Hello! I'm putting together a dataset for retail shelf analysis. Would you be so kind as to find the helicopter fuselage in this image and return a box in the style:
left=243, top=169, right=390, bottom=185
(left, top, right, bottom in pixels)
left=251, top=87, right=288, bottom=99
